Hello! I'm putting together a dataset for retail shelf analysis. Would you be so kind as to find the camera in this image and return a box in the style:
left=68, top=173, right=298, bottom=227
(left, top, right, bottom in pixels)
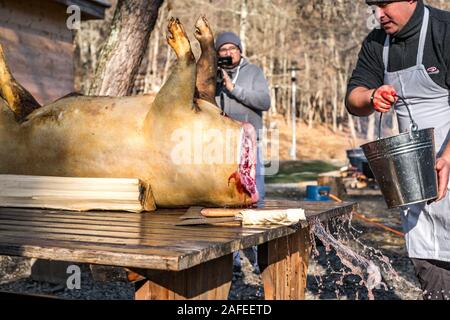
left=217, top=56, right=233, bottom=68
left=217, top=56, right=233, bottom=82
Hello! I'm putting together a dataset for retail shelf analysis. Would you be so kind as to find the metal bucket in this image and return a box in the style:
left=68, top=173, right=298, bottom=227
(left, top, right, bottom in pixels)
left=360, top=98, right=437, bottom=209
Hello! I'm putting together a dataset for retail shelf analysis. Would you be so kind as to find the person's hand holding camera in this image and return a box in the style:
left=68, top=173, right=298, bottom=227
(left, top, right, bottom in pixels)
left=221, top=69, right=235, bottom=92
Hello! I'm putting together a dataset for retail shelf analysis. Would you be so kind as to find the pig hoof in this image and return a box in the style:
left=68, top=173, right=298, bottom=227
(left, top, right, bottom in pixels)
left=194, top=15, right=213, bottom=43
left=167, top=17, right=191, bottom=58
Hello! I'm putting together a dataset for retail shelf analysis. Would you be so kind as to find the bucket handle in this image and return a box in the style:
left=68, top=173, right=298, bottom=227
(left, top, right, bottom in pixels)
left=378, top=94, right=419, bottom=140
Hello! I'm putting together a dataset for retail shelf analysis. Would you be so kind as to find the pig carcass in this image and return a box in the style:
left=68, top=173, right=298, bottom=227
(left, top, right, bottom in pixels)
left=0, top=17, right=258, bottom=208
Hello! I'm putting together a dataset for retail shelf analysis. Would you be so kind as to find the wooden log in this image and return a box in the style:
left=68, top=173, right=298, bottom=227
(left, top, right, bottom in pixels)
left=0, top=174, right=156, bottom=212
left=258, top=227, right=312, bottom=300
left=317, top=171, right=347, bottom=199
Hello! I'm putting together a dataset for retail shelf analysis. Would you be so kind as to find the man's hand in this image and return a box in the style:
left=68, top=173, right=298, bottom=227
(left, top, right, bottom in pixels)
left=221, top=69, right=235, bottom=92
left=436, top=157, right=450, bottom=201
left=372, top=85, right=397, bottom=113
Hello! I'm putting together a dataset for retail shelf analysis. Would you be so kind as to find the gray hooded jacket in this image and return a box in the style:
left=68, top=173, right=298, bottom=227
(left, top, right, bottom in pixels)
left=215, top=58, right=271, bottom=139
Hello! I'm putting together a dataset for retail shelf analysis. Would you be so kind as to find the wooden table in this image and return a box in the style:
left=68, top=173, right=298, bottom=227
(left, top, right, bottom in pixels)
left=0, top=200, right=355, bottom=300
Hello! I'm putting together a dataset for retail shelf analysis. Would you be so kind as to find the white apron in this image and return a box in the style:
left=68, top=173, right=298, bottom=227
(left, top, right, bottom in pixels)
left=383, top=7, right=450, bottom=261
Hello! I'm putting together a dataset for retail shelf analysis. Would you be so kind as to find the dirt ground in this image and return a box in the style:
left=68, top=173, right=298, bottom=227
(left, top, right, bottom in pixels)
left=0, top=188, right=423, bottom=300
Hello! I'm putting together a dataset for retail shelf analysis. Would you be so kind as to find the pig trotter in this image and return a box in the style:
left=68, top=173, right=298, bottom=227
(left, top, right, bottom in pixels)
left=167, top=17, right=194, bottom=62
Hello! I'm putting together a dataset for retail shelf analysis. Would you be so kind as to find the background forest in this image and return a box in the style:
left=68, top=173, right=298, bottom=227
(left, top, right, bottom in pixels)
left=74, top=0, right=450, bottom=160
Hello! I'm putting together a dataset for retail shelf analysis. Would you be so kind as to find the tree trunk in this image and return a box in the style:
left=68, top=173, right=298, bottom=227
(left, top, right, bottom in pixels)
left=303, top=53, right=313, bottom=129
left=89, top=0, right=164, bottom=96
left=337, top=70, right=348, bottom=132
left=331, top=75, right=338, bottom=132
left=239, top=0, right=248, bottom=56
left=348, top=114, right=357, bottom=142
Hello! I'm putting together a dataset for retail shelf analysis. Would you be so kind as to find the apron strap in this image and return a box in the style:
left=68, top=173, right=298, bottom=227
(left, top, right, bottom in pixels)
left=383, top=35, right=390, bottom=72
left=383, top=7, right=430, bottom=71
left=417, top=7, right=430, bottom=66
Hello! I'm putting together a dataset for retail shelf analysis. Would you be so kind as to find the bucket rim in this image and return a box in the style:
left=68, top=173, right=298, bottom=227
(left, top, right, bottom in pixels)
left=360, top=127, right=434, bottom=150
left=387, top=195, right=437, bottom=209
left=346, top=148, right=364, bottom=152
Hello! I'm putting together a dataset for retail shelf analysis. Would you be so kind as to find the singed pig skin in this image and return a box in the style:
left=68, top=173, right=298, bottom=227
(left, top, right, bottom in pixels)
left=0, top=18, right=257, bottom=208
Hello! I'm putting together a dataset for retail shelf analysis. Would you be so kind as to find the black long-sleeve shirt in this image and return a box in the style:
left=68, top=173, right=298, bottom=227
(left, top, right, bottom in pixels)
left=347, top=0, right=450, bottom=101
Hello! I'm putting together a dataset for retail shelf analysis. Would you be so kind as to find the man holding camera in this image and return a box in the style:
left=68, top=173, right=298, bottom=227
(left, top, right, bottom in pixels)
left=215, top=31, right=270, bottom=207
left=215, top=31, right=270, bottom=272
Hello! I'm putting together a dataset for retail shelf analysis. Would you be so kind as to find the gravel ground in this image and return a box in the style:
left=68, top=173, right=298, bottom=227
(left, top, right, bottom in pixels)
left=0, top=190, right=423, bottom=300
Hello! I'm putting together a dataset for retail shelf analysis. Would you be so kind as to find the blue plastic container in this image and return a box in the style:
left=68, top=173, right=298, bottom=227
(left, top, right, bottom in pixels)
left=305, top=185, right=331, bottom=201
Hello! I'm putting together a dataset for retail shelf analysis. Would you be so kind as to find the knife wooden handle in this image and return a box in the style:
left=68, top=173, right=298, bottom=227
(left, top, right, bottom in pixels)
left=200, top=208, right=243, bottom=217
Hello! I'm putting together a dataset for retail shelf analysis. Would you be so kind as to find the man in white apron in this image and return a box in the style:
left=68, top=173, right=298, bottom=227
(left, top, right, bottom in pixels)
left=346, top=0, right=450, bottom=300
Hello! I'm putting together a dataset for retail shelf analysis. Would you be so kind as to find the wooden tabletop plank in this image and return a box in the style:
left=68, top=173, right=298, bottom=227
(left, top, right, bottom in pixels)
left=0, top=201, right=355, bottom=270
left=0, top=226, right=231, bottom=246
left=0, top=229, right=282, bottom=271
left=0, top=221, right=298, bottom=255
left=0, top=235, right=183, bottom=270
left=0, top=217, right=261, bottom=239
left=0, top=228, right=232, bottom=252
left=0, top=200, right=354, bottom=220
left=0, top=211, right=273, bottom=235
left=0, top=234, right=193, bottom=255
left=0, top=209, right=249, bottom=228
left=0, top=201, right=355, bottom=230
left=0, top=232, right=190, bottom=255
left=0, top=217, right=268, bottom=242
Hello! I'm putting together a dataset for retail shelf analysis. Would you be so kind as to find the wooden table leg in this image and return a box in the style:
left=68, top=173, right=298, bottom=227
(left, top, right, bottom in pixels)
left=258, top=226, right=312, bottom=300
left=131, top=254, right=233, bottom=300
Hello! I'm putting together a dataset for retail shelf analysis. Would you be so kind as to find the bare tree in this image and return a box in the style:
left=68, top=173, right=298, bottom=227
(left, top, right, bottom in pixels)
left=89, top=0, right=164, bottom=96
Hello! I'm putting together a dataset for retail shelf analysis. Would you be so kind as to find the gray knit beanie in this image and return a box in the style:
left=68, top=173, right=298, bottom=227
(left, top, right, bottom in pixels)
left=215, top=32, right=242, bottom=52
left=365, top=0, right=405, bottom=4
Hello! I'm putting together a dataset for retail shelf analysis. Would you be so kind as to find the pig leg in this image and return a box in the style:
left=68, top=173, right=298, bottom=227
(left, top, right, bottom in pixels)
left=193, top=16, right=217, bottom=105
left=0, top=43, right=41, bottom=122
left=149, top=18, right=196, bottom=115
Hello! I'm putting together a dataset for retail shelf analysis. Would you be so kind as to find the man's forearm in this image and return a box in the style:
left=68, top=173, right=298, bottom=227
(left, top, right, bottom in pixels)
left=346, top=87, right=376, bottom=117
left=436, top=131, right=450, bottom=200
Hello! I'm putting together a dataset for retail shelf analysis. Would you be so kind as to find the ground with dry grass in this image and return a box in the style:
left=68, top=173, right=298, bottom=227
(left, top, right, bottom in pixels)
left=268, top=115, right=367, bottom=163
